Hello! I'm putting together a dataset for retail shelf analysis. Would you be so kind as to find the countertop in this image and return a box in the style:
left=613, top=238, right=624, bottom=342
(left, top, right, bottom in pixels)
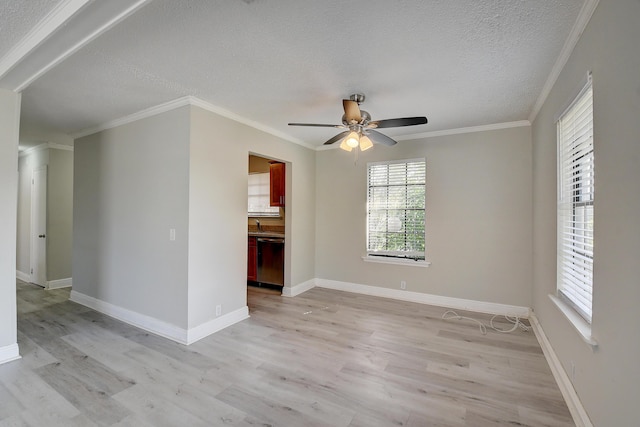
left=248, top=231, right=285, bottom=239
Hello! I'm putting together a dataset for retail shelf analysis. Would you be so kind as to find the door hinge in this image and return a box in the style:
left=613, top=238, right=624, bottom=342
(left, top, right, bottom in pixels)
left=30, top=268, right=33, bottom=274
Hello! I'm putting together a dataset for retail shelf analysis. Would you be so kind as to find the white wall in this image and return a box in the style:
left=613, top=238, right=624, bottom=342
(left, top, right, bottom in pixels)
left=187, top=105, right=316, bottom=328
left=16, top=148, right=48, bottom=276
left=316, top=126, right=533, bottom=307
left=0, top=88, right=20, bottom=362
left=73, top=106, right=191, bottom=328
left=531, top=0, right=640, bottom=425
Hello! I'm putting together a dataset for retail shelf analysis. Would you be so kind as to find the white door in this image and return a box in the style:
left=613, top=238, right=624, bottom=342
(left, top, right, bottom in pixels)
left=31, top=166, right=47, bottom=287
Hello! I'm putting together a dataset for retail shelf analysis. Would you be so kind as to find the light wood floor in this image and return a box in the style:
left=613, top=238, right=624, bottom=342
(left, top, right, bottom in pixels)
left=0, top=280, right=574, bottom=426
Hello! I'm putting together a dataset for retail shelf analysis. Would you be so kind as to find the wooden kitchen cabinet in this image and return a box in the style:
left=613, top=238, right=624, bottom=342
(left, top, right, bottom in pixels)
left=269, top=162, right=285, bottom=207
left=247, top=236, right=257, bottom=281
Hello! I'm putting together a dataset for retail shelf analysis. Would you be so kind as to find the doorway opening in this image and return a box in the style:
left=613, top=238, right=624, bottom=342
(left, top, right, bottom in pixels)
left=247, top=154, right=287, bottom=295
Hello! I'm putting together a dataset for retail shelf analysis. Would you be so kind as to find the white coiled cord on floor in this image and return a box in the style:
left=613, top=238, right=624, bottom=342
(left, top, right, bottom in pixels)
left=442, top=310, right=531, bottom=335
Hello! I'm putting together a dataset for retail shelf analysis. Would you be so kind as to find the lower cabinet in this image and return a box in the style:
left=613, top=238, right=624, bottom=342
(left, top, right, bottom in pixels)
left=247, top=236, right=257, bottom=281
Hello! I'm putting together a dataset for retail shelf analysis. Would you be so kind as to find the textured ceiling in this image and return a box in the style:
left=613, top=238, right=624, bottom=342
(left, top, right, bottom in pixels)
left=0, top=0, right=63, bottom=59
left=5, top=0, right=586, bottom=147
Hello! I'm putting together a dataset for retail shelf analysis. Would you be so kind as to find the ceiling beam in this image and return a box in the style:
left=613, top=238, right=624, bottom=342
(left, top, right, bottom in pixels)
left=0, top=0, right=151, bottom=92
left=0, top=0, right=92, bottom=81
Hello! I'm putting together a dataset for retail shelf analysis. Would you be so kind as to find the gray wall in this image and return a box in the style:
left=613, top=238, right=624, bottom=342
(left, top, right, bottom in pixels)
left=316, top=126, right=533, bottom=307
left=73, top=104, right=317, bottom=332
left=187, top=105, right=316, bottom=327
left=74, top=107, right=191, bottom=328
left=48, top=148, right=73, bottom=280
left=0, top=88, right=20, bottom=353
left=531, top=0, right=640, bottom=425
left=16, top=146, right=73, bottom=281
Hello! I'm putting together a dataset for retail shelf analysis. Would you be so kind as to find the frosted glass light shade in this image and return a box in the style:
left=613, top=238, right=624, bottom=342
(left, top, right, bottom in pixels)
left=345, top=131, right=360, bottom=148
left=339, top=138, right=353, bottom=151
left=359, top=135, right=373, bottom=151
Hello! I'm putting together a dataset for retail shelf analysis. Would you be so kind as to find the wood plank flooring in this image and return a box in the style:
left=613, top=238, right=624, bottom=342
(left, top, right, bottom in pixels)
left=0, top=280, right=574, bottom=426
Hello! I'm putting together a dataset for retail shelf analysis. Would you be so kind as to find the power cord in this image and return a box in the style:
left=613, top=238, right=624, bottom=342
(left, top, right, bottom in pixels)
left=442, top=310, right=530, bottom=335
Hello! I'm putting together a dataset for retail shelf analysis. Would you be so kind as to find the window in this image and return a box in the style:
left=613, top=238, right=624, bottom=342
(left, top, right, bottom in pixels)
left=557, top=79, right=594, bottom=323
left=248, top=173, right=279, bottom=217
left=367, top=158, right=426, bottom=260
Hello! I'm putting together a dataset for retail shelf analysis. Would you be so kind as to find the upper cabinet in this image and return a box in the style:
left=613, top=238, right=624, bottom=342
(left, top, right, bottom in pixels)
left=270, top=162, right=285, bottom=207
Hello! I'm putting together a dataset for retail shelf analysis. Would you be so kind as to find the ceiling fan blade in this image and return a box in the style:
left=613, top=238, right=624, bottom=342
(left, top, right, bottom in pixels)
left=342, top=99, right=362, bottom=123
left=367, top=116, right=428, bottom=129
left=288, top=122, right=345, bottom=128
left=323, top=130, right=350, bottom=145
left=366, top=130, right=398, bottom=146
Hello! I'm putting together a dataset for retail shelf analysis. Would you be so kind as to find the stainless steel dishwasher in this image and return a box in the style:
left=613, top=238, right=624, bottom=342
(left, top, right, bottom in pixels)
left=257, top=237, right=284, bottom=286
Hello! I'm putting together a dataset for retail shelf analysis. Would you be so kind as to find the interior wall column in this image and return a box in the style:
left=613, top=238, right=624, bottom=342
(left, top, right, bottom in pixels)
left=0, top=88, right=21, bottom=364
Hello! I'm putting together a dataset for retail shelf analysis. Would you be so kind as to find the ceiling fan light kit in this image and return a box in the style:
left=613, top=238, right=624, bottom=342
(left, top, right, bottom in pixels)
left=338, top=131, right=373, bottom=152
left=288, top=94, right=428, bottom=153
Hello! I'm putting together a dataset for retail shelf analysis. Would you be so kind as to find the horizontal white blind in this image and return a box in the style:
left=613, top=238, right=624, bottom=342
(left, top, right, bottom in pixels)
left=557, top=82, right=594, bottom=322
left=248, top=173, right=279, bottom=217
left=367, top=159, right=425, bottom=259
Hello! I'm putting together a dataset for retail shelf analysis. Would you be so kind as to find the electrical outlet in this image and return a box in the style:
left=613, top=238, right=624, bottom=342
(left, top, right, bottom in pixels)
left=216, top=305, right=222, bottom=316
left=400, top=280, right=407, bottom=290
left=169, top=228, right=176, bottom=241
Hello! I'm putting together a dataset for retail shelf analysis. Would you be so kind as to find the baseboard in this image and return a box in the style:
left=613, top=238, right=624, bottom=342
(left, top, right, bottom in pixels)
left=69, top=290, right=249, bottom=346
left=186, top=307, right=249, bottom=344
left=529, top=313, right=593, bottom=427
left=315, top=278, right=530, bottom=317
left=0, top=343, right=21, bottom=365
left=282, top=278, right=316, bottom=297
left=46, top=277, right=72, bottom=289
left=16, top=270, right=30, bottom=282
left=70, top=290, right=189, bottom=344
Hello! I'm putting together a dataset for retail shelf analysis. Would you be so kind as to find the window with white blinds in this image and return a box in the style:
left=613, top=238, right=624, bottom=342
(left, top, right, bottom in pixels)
left=557, top=80, right=594, bottom=323
left=367, top=159, right=425, bottom=260
left=248, top=173, right=280, bottom=217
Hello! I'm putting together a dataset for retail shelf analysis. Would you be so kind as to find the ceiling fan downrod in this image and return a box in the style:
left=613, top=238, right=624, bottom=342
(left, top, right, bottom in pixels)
left=349, top=93, right=365, bottom=104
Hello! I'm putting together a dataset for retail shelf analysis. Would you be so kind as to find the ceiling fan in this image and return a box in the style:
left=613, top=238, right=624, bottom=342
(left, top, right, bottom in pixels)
left=288, top=94, right=428, bottom=151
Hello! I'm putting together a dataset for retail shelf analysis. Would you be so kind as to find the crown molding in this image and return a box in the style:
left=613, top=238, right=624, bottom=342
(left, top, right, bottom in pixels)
left=19, top=142, right=74, bottom=157
left=315, top=120, right=530, bottom=151
left=529, top=0, right=600, bottom=123
left=395, top=120, right=531, bottom=142
left=188, top=97, right=313, bottom=150
left=73, top=95, right=314, bottom=150
left=18, top=142, right=48, bottom=157
left=48, top=142, right=74, bottom=152
left=74, top=96, right=531, bottom=151
left=72, top=97, right=192, bottom=138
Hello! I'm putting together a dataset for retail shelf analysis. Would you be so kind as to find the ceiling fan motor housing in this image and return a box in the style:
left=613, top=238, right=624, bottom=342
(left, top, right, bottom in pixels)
left=342, top=110, right=371, bottom=126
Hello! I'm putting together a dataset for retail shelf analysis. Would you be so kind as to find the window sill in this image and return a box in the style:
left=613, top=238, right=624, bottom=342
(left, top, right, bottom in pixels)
left=362, top=256, right=431, bottom=268
left=548, top=294, right=598, bottom=350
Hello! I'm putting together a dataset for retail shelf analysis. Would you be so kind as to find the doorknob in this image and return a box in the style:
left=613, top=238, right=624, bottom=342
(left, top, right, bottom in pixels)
left=38, top=234, right=45, bottom=238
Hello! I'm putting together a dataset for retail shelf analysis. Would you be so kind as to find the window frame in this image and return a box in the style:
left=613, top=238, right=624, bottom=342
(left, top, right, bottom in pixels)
left=366, top=158, right=426, bottom=262
left=556, top=78, right=594, bottom=324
